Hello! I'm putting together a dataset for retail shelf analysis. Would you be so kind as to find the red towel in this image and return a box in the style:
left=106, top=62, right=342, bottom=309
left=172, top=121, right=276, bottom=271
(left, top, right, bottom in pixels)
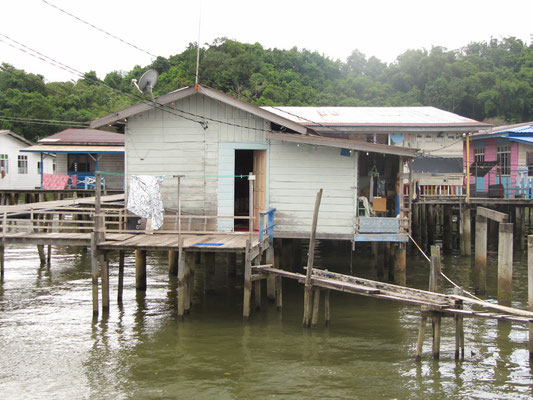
left=43, top=173, right=69, bottom=190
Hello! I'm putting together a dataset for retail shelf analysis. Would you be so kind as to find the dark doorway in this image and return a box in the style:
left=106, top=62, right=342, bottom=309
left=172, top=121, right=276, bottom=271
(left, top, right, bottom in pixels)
left=235, top=150, right=253, bottom=230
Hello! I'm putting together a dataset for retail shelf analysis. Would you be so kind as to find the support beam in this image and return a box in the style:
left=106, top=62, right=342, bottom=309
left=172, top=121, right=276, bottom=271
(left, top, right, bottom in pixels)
left=498, top=223, right=514, bottom=306
left=454, top=287, right=465, bottom=360
left=265, top=246, right=275, bottom=302
left=515, top=207, right=524, bottom=251
left=528, top=235, right=533, bottom=360
left=135, top=249, right=147, bottom=291
left=90, top=233, right=99, bottom=318
left=311, top=287, right=321, bottom=327
left=393, top=243, right=407, bottom=286
left=443, top=205, right=453, bottom=252
left=243, top=240, right=252, bottom=320
left=324, top=289, right=330, bottom=326
left=0, top=244, right=4, bottom=280
left=101, top=253, right=110, bottom=312
left=474, top=215, right=488, bottom=294
left=462, top=207, right=472, bottom=256
left=117, top=250, right=125, bottom=304
left=477, top=206, right=508, bottom=223
left=168, top=250, right=179, bottom=276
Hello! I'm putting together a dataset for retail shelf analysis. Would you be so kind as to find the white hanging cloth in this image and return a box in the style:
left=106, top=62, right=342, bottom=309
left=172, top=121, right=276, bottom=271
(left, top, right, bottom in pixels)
left=127, top=175, right=165, bottom=230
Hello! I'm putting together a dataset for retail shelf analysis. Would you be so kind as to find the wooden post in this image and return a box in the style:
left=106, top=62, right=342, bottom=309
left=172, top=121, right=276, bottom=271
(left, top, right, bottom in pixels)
left=101, top=252, right=110, bottom=312
left=474, top=214, right=488, bottom=295
left=420, top=204, right=427, bottom=251
left=324, top=289, right=330, bottom=326
left=275, top=275, right=283, bottom=311
left=415, top=313, right=428, bottom=361
left=463, top=207, right=472, bottom=256
left=254, top=258, right=262, bottom=311
left=498, top=222, right=514, bottom=306
left=311, top=287, right=321, bottom=327
left=184, top=252, right=193, bottom=314
left=90, top=232, right=99, bottom=317
left=430, top=245, right=441, bottom=360
left=393, top=242, right=407, bottom=286
left=303, top=189, right=323, bottom=328
left=168, top=250, right=179, bottom=276
left=0, top=244, right=4, bottom=280
left=243, top=240, right=252, bottom=320
left=135, top=249, right=147, bottom=291
left=412, top=202, right=420, bottom=243
left=527, top=235, right=533, bottom=364
left=265, top=246, right=276, bottom=302
left=204, top=252, right=215, bottom=294
left=515, top=207, right=524, bottom=251
left=454, top=287, right=465, bottom=360
left=177, top=237, right=186, bottom=320
left=117, top=250, right=125, bottom=304
left=427, top=205, right=435, bottom=248
left=443, top=205, right=453, bottom=252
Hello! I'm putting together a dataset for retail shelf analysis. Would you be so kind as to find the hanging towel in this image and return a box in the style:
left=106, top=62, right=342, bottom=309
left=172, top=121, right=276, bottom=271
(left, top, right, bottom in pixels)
left=127, top=175, right=165, bottom=230
left=43, top=173, right=69, bottom=189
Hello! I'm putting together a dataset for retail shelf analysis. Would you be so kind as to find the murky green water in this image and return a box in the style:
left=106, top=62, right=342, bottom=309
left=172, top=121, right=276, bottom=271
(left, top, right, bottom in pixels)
left=1, top=241, right=533, bottom=399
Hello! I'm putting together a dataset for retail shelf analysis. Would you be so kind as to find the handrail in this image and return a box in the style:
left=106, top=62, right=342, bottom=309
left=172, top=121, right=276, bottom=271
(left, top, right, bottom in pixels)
left=259, top=208, right=276, bottom=243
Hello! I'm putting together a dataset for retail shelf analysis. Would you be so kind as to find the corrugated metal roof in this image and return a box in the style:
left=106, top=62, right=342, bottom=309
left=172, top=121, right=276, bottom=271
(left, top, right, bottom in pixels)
left=261, top=106, right=489, bottom=130
left=38, top=128, right=124, bottom=145
left=498, top=124, right=533, bottom=134
left=0, top=130, right=35, bottom=146
left=21, top=145, right=124, bottom=153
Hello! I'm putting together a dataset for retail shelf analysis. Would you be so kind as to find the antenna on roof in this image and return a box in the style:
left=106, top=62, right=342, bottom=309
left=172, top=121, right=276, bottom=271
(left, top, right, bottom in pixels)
left=195, top=0, right=202, bottom=90
left=132, top=69, right=159, bottom=102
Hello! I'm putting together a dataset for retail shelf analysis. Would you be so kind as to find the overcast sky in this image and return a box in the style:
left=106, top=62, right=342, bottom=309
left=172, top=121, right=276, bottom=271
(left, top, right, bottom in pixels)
left=1, top=0, right=532, bottom=83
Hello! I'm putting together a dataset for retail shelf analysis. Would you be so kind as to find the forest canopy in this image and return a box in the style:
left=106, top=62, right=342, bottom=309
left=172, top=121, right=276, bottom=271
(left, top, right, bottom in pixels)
left=1, top=36, right=532, bottom=141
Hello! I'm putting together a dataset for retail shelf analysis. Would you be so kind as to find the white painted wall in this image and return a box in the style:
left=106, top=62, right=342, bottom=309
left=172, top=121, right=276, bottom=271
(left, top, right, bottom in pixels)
left=125, top=92, right=358, bottom=237
left=0, top=134, right=53, bottom=190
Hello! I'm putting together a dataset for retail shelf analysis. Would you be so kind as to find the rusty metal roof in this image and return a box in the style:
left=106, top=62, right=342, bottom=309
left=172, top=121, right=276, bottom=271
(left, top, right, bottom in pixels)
left=38, top=128, right=124, bottom=145
left=261, top=106, right=489, bottom=132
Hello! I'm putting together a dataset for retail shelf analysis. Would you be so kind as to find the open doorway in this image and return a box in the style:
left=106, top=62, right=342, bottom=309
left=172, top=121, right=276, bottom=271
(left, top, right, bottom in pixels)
left=234, top=149, right=267, bottom=231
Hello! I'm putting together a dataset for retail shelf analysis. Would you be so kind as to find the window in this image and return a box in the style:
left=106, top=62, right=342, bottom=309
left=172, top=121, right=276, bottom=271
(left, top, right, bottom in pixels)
left=527, top=152, right=533, bottom=176
left=18, top=155, right=28, bottom=174
left=0, top=154, right=7, bottom=176
left=497, top=144, right=511, bottom=175
left=37, top=161, right=42, bottom=171
left=53, top=159, right=56, bottom=174
left=474, top=147, right=485, bottom=163
left=68, top=154, right=94, bottom=173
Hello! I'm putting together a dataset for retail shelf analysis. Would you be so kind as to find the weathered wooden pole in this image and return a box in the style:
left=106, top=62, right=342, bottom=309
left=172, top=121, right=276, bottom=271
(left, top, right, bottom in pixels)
left=90, top=232, right=99, bottom=317
left=498, top=222, right=514, bottom=306
left=311, top=287, right=321, bottom=327
left=324, top=289, right=330, bottom=326
left=135, top=249, right=147, bottom=291
left=303, top=189, right=323, bottom=328
left=265, top=246, right=276, bottom=302
left=427, top=205, right=435, bottom=248
left=474, top=214, right=488, bottom=294
left=515, top=207, right=524, bottom=251
left=443, top=205, right=453, bottom=252
left=462, top=207, right=472, bottom=256
left=412, top=202, right=420, bottom=243
left=117, top=250, right=125, bottom=303
left=177, top=237, right=186, bottom=320
left=101, top=252, right=110, bottom=312
left=454, top=287, right=465, bottom=360
left=527, top=235, right=533, bottom=364
left=393, top=243, right=407, bottom=286
left=275, top=275, right=283, bottom=311
left=254, top=259, right=262, bottom=311
left=168, top=251, right=179, bottom=276
left=184, top=252, right=193, bottom=314
left=430, top=245, right=441, bottom=360
left=243, top=240, right=252, bottom=320
left=420, top=204, right=427, bottom=251
left=0, top=244, right=4, bottom=280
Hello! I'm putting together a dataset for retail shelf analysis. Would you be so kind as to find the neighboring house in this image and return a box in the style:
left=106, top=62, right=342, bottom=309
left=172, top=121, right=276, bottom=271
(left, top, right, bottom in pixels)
left=465, top=122, right=533, bottom=198
left=262, top=107, right=489, bottom=194
left=0, top=130, right=54, bottom=190
left=411, top=157, right=464, bottom=196
left=22, top=128, right=125, bottom=190
left=91, top=85, right=418, bottom=242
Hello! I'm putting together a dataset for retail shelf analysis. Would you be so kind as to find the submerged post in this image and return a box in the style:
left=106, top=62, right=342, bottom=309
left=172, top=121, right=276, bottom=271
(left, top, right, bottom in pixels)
left=528, top=235, right=533, bottom=360
left=303, top=189, right=323, bottom=328
left=463, top=207, right=472, bottom=256
left=454, top=287, right=465, bottom=360
left=243, top=239, right=252, bottom=320
left=498, top=222, right=513, bottom=306
left=135, top=249, right=147, bottom=291
left=393, top=243, right=407, bottom=286
left=117, top=250, right=125, bottom=303
left=430, top=245, right=441, bottom=360
left=474, top=214, right=487, bottom=294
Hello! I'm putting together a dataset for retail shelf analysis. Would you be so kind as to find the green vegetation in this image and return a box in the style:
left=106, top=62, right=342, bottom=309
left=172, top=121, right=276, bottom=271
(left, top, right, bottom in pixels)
left=1, top=36, right=532, bottom=141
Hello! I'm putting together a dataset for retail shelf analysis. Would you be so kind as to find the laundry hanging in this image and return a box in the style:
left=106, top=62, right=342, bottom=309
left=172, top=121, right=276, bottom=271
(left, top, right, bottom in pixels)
left=127, top=175, right=165, bottom=230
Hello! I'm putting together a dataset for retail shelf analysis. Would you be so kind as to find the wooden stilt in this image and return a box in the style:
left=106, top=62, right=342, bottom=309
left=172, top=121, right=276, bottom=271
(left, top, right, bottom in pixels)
left=90, top=233, right=99, bottom=317
left=311, top=287, right=321, bottom=327
left=463, top=207, right=472, bottom=256
left=432, top=313, right=441, bottom=360
left=427, top=205, right=435, bottom=248
left=430, top=245, right=441, bottom=360
left=37, top=244, right=46, bottom=265
left=168, top=250, right=179, bottom=276
left=443, top=205, right=453, bottom=252
left=275, top=276, right=283, bottom=311
left=324, top=289, right=330, bottom=326
left=204, top=252, right=216, bottom=294
left=412, top=202, right=420, bottom=244
left=415, top=315, right=428, bottom=361
left=177, top=237, right=185, bottom=320
left=184, top=252, right=193, bottom=314
left=528, top=235, right=533, bottom=360
left=0, top=244, right=4, bottom=280
left=498, top=222, right=514, bottom=306
left=516, top=207, right=524, bottom=251
left=265, top=246, right=276, bottom=302
left=474, top=214, right=488, bottom=294
left=243, top=240, right=252, bottom=320
left=393, top=243, right=407, bottom=286
left=135, top=249, right=147, bottom=291
left=303, top=189, right=323, bottom=328
left=420, top=204, right=427, bottom=251
left=117, top=250, right=125, bottom=303
left=254, top=273, right=262, bottom=311
left=101, top=252, right=110, bottom=312
left=454, top=287, right=464, bottom=360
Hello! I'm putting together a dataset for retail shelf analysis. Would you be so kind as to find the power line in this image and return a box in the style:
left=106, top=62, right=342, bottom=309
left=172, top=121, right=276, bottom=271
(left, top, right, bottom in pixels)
left=41, top=0, right=157, bottom=59
left=0, top=115, right=89, bottom=128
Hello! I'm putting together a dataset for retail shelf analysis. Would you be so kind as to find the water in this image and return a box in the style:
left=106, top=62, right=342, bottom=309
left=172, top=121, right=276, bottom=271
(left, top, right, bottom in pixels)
left=1, top=242, right=533, bottom=399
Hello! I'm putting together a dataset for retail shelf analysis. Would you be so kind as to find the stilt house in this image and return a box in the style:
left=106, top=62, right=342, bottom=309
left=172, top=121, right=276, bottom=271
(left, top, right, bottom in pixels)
left=90, top=85, right=481, bottom=243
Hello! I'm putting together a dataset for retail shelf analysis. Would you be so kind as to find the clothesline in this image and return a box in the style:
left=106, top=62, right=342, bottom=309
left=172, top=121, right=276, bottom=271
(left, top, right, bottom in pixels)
left=97, top=171, right=251, bottom=179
